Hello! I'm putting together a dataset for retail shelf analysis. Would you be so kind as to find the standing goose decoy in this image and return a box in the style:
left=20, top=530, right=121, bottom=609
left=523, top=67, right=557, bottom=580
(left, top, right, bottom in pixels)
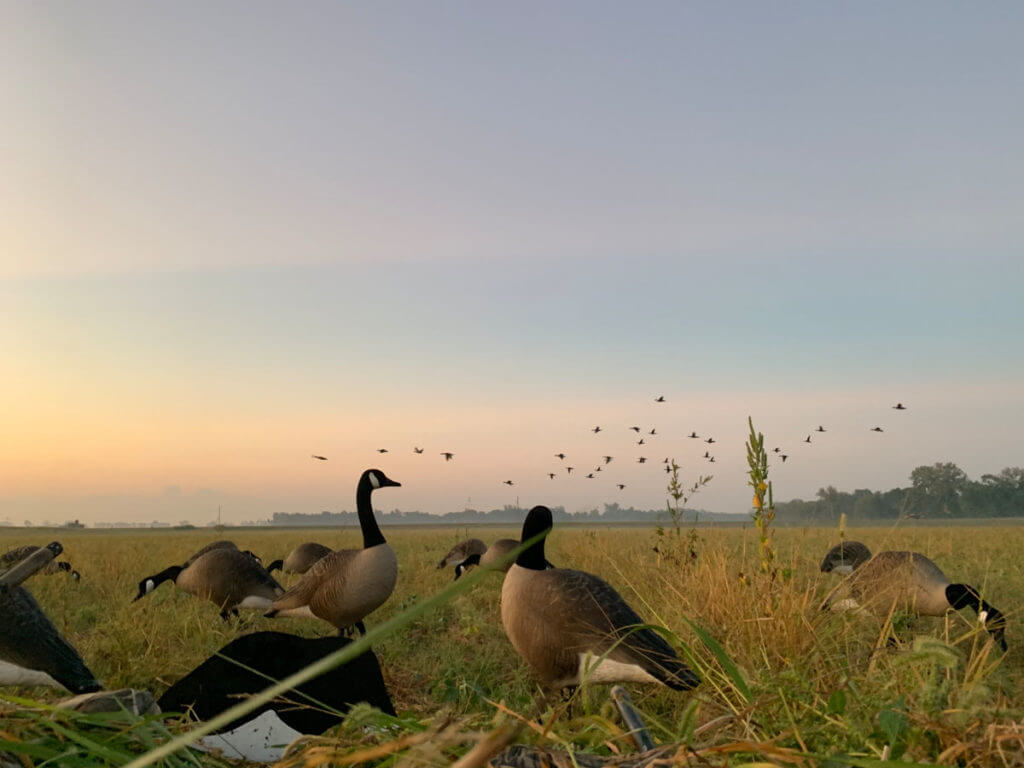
left=451, top=538, right=555, bottom=580
left=266, top=469, right=401, bottom=635
left=267, top=542, right=333, bottom=575
left=134, top=548, right=283, bottom=620
left=819, top=541, right=1007, bottom=650
left=501, top=506, right=699, bottom=693
left=0, top=543, right=101, bottom=693
left=437, top=538, right=487, bottom=570
left=1, top=545, right=79, bottom=580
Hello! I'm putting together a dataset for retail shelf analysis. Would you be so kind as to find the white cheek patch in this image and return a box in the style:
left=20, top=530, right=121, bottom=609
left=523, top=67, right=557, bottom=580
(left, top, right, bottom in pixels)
left=145, top=579, right=155, bottom=593
left=979, top=610, right=989, bottom=624
left=369, top=472, right=380, bottom=489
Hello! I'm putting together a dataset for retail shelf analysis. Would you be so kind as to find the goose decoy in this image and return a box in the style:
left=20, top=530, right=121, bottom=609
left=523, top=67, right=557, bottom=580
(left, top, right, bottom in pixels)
left=441, top=452, right=454, bottom=461
left=437, top=539, right=487, bottom=570
left=134, top=548, right=283, bottom=619
left=267, top=543, right=333, bottom=575
left=501, top=506, right=699, bottom=693
left=1, top=545, right=79, bottom=580
left=311, top=455, right=328, bottom=461
left=816, top=426, right=826, bottom=432
left=870, top=427, right=884, bottom=432
left=0, top=544, right=101, bottom=693
left=893, top=403, right=907, bottom=410
left=554, top=453, right=566, bottom=460
left=819, top=541, right=1007, bottom=650
left=159, top=631, right=394, bottom=763
left=266, top=469, right=401, bottom=635
left=603, top=456, right=613, bottom=464
left=452, top=538, right=554, bottom=580
left=182, top=540, right=239, bottom=566
left=413, top=447, right=424, bottom=454
left=687, top=432, right=698, bottom=439
left=655, top=396, right=666, bottom=402
left=592, top=426, right=602, bottom=433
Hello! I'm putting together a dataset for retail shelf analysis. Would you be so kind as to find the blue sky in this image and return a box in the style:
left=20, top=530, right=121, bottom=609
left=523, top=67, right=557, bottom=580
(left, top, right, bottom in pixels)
left=2, top=3, right=1022, bottom=523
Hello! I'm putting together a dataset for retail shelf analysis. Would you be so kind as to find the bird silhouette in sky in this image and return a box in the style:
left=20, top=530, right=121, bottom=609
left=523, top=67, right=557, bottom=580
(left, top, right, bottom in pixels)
left=311, top=455, right=328, bottom=461
left=688, top=432, right=699, bottom=439
left=705, top=437, right=715, bottom=444
left=870, top=426, right=884, bottom=432
left=703, top=451, right=710, bottom=458
left=592, top=426, right=602, bottom=433
left=655, top=395, right=665, bottom=402
left=503, top=480, right=514, bottom=486
left=663, top=457, right=670, bottom=464
left=893, top=403, right=907, bottom=410
left=548, top=473, right=556, bottom=480
left=781, top=454, right=789, bottom=462
left=413, top=447, right=424, bottom=454
left=816, top=425, right=826, bottom=432
left=664, top=465, right=671, bottom=474
left=617, top=483, right=626, bottom=490
left=773, top=447, right=781, bottom=453
left=594, top=466, right=603, bottom=472
left=377, top=448, right=388, bottom=454
left=554, top=453, right=566, bottom=460
left=585, top=473, right=595, bottom=479
left=649, top=428, right=657, bottom=436
left=637, top=438, right=645, bottom=445
left=566, top=467, right=574, bottom=474
left=630, top=426, right=641, bottom=433
left=603, top=456, right=613, bottom=464
left=709, top=456, right=716, bottom=463
left=637, top=457, right=647, bottom=464
left=804, top=435, right=812, bottom=443
left=441, top=452, right=454, bottom=461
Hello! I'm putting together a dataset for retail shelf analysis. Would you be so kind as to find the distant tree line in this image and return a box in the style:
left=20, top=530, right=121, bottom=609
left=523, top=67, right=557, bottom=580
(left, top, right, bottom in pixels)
left=776, top=464, right=1024, bottom=522
left=270, top=502, right=714, bottom=526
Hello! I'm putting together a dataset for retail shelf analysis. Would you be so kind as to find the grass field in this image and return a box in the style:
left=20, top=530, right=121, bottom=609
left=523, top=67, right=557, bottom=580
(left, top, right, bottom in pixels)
left=2, top=522, right=1022, bottom=766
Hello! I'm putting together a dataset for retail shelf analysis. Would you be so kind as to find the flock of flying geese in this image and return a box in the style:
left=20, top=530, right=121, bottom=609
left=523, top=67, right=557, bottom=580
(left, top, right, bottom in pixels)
left=310, top=398, right=911, bottom=493
left=0, top=459, right=1008, bottom=717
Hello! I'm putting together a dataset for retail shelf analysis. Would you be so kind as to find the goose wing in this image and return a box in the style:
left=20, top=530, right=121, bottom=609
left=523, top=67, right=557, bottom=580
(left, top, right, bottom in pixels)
left=436, top=539, right=486, bottom=569
left=546, top=569, right=699, bottom=690
left=0, top=587, right=100, bottom=694
left=0, top=546, right=38, bottom=569
left=268, top=549, right=357, bottom=613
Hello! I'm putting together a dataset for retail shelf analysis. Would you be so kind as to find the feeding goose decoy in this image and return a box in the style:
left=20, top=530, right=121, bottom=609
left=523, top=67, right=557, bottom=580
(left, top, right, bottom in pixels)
left=1, top=545, right=79, bottom=580
left=819, top=541, right=1007, bottom=650
left=266, top=469, right=401, bottom=635
left=0, top=544, right=101, bottom=693
left=267, top=542, right=333, bottom=576
left=452, top=538, right=554, bottom=580
left=501, top=506, right=699, bottom=693
left=134, top=547, right=283, bottom=619
left=437, top=538, right=487, bottom=570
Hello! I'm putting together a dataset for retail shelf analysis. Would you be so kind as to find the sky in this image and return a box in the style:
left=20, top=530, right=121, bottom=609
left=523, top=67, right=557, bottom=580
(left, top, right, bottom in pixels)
left=2, top=2, right=1023, bottom=524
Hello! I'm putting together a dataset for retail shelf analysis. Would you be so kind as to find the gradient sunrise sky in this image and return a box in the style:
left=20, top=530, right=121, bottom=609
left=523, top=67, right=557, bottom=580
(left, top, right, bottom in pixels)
left=3, top=3, right=1023, bottom=524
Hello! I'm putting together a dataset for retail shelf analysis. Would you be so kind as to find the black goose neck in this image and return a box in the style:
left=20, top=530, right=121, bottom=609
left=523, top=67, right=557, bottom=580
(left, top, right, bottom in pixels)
left=356, top=481, right=386, bottom=548
left=517, top=506, right=553, bottom=570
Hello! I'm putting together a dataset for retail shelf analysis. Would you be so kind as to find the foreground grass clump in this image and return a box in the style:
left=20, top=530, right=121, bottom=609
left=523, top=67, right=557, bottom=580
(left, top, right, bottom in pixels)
left=1, top=524, right=1021, bottom=766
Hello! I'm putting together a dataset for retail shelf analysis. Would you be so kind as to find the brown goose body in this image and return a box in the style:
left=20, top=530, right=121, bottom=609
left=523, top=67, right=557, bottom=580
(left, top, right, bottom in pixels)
left=266, top=469, right=401, bottom=633
left=480, top=539, right=519, bottom=570
left=184, top=540, right=238, bottom=566
left=1, top=545, right=75, bottom=576
left=501, top=506, right=699, bottom=692
left=175, top=549, right=283, bottom=613
left=437, top=538, right=486, bottom=569
left=276, top=542, right=333, bottom=575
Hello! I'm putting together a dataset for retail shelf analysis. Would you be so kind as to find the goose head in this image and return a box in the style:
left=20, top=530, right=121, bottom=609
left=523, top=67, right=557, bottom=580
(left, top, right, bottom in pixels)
left=516, top=505, right=553, bottom=570
left=360, top=469, right=401, bottom=492
left=819, top=541, right=872, bottom=574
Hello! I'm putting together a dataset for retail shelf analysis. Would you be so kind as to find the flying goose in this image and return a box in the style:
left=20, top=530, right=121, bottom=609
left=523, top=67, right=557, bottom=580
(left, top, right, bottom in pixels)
left=0, top=544, right=101, bottom=693
left=870, top=426, right=884, bottom=432
left=437, top=538, right=487, bottom=570
left=441, top=452, right=454, bottom=461
left=413, top=447, right=424, bottom=454
left=592, top=426, right=602, bottom=433
left=1, top=545, right=79, bottom=580
left=819, top=541, right=1007, bottom=650
left=451, top=538, right=555, bottom=580
left=655, top=396, right=665, bottom=402
left=266, top=469, right=401, bottom=635
left=267, top=542, right=334, bottom=575
left=134, top=548, right=283, bottom=619
left=554, top=453, right=566, bottom=460
left=893, top=403, right=907, bottom=410
left=501, top=506, right=699, bottom=693
left=311, top=455, right=328, bottom=461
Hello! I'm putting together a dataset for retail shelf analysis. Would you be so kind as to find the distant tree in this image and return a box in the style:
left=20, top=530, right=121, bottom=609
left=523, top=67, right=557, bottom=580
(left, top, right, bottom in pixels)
left=909, top=462, right=968, bottom=517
